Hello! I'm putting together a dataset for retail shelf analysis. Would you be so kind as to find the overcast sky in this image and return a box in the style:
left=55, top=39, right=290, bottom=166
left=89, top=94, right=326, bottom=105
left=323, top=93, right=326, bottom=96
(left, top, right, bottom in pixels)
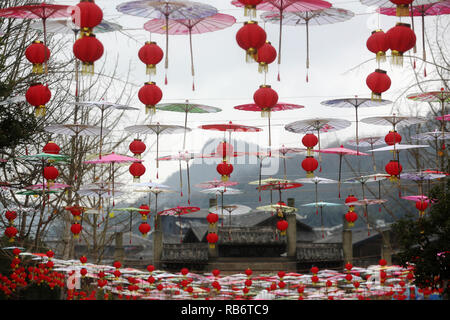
left=49, top=0, right=445, bottom=188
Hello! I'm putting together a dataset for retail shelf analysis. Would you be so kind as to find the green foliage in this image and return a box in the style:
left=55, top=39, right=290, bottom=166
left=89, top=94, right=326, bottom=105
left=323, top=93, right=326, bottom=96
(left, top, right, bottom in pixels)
left=392, top=179, right=450, bottom=296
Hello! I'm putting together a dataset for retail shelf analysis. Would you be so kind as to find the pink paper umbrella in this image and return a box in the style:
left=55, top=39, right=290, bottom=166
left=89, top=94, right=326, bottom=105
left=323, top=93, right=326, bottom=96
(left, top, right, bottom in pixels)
left=232, top=0, right=332, bottom=81
left=26, top=183, right=70, bottom=190
left=436, top=114, right=450, bottom=121
left=234, top=102, right=304, bottom=148
left=345, top=198, right=388, bottom=236
left=314, top=145, right=369, bottom=198
left=0, top=2, right=71, bottom=74
left=143, top=13, right=236, bottom=90
left=158, top=206, right=200, bottom=242
left=84, top=153, right=142, bottom=206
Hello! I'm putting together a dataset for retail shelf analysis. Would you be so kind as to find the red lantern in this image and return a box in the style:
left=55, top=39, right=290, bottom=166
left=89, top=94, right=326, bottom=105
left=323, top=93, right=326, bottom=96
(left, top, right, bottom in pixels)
left=206, top=232, right=219, bottom=249
left=129, top=139, right=146, bottom=159
left=5, top=211, right=17, bottom=224
left=301, top=156, right=319, bottom=178
left=181, top=268, right=189, bottom=276
left=366, top=29, right=389, bottom=63
left=139, top=222, right=151, bottom=237
left=5, top=226, right=18, bottom=242
left=43, top=166, right=59, bottom=185
left=68, top=207, right=83, bottom=222
left=379, top=258, right=387, bottom=266
left=216, top=160, right=233, bottom=182
left=345, top=273, right=353, bottom=283
left=385, top=130, right=402, bottom=145
left=389, top=0, right=414, bottom=16
left=345, top=211, right=358, bottom=227
left=415, top=200, right=428, bottom=215
left=276, top=219, right=288, bottom=236
left=80, top=256, right=87, bottom=264
left=129, top=162, right=146, bottom=182
left=253, top=85, right=278, bottom=117
left=245, top=268, right=253, bottom=277
left=138, top=41, right=164, bottom=75
left=206, top=212, right=219, bottom=226
left=302, top=133, right=318, bottom=156
left=345, top=195, right=358, bottom=211
left=43, top=141, right=60, bottom=154
left=71, top=223, right=82, bottom=238
left=366, top=69, right=391, bottom=101
left=138, top=82, right=163, bottom=114
left=25, top=41, right=51, bottom=74
left=138, top=204, right=150, bottom=220
left=345, top=263, right=353, bottom=272
left=385, top=160, right=402, bottom=181
left=310, top=266, right=319, bottom=275
left=216, top=141, right=234, bottom=160
left=73, top=34, right=104, bottom=74
left=25, top=83, right=51, bottom=117
left=256, top=41, right=277, bottom=73
left=72, top=0, right=103, bottom=32
left=238, top=0, right=263, bottom=17
left=235, top=21, right=267, bottom=62
left=386, top=23, right=416, bottom=66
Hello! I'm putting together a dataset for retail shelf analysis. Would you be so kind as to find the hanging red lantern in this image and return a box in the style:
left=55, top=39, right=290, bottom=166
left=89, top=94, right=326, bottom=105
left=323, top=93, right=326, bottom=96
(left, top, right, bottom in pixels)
left=5, top=226, right=18, bottom=242
left=43, top=166, right=59, bottom=185
left=388, top=0, right=413, bottom=16
left=25, top=83, right=51, bottom=117
left=385, top=160, right=402, bottom=181
left=129, top=139, right=146, bottom=159
left=80, top=256, right=87, bottom=264
left=73, top=33, right=104, bottom=74
left=216, top=141, right=234, bottom=160
left=138, top=81, right=163, bottom=114
left=302, top=133, right=318, bottom=156
left=138, top=41, right=164, bottom=75
left=129, top=162, right=146, bottom=182
left=253, top=85, right=278, bottom=117
left=345, top=211, right=358, bottom=227
left=345, top=195, right=358, bottom=211
left=366, top=30, right=389, bottom=63
left=256, top=41, right=277, bottom=73
left=72, top=0, right=103, bottom=33
left=25, top=41, right=51, bottom=74
left=5, top=211, right=17, bottom=225
left=206, top=232, right=218, bottom=249
left=345, top=263, right=353, bottom=272
left=216, top=160, right=233, bottom=182
left=68, top=206, right=83, bottom=222
left=366, top=69, right=391, bottom=101
left=237, top=0, right=263, bottom=17
left=139, top=222, right=151, bottom=237
left=311, top=266, right=319, bottom=275
left=386, top=23, right=416, bottom=66
left=206, top=212, right=219, bottom=227
left=42, top=141, right=60, bottom=154
left=71, top=223, right=82, bottom=239
left=385, top=130, right=402, bottom=145
left=301, top=156, right=319, bottom=178
left=138, top=204, right=150, bottom=220
left=236, top=20, right=267, bottom=62
left=276, top=219, right=288, bottom=236
left=415, top=200, right=428, bottom=215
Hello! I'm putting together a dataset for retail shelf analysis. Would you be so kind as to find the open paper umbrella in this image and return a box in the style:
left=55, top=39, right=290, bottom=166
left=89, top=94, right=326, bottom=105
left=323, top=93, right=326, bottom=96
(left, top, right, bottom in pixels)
left=25, top=183, right=70, bottom=190
left=0, top=2, right=71, bottom=74
left=320, top=98, right=392, bottom=155
left=344, top=173, right=390, bottom=199
left=209, top=204, right=251, bottom=236
left=124, top=123, right=188, bottom=178
left=407, top=88, right=450, bottom=161
left=44, top=124, right=109, bottom=137
left=133, top=181, right=171, bottom=209
left=266, top=145, right=306, bottom=180
left=143, top=13, right=236, bottom=90
left=247, top=152, right=284, bottom=201
left=261, top=7, right=354, bottom=82
left=156, top=101, right=221, bottom=149
left=346, top=136, right=385, bottom=171
left=84, top=153, right=142, bottom=206
left=195, top=179, right=239, bottom=189
left=158, top=205, right=200, bottom=242
left=31, top=18, right=123, bottom=35
left=400, top=170, right=447, bottom=198
left=412, top=129, right=450, bottom=169
left=313, top=145, right=369, bottom=198
left=117, top=0, right=218, bottom=84
left=301, top=201, right=342, bottom=238
left=135, top=187, right=175, bottom=224
left=256, top=201, right=297, bottom=216
left=235, top=102, right=304, bottom=147
left=436, top=114, right=450, bottom=121
left=72, top=101, right=138, bottom=158
left=296, top=177, right=337, bottom=213
left=200, top=187, right=242, bottom=227
left=257, top=180, right=303, bottom=204
left=232, top=0, right=332, bottom=81
left=345, top=198, right=388, bottom=235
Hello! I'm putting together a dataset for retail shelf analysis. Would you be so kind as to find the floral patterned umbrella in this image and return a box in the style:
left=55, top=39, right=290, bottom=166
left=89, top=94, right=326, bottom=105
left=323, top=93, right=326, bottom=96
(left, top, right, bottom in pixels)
left=143, top=13, right=236, bottom=90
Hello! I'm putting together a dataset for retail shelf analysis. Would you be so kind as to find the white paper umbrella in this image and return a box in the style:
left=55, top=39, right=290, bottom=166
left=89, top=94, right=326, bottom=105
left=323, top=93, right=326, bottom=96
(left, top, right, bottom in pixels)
left=346, top=136, right=385, bottom=171
left=44, top=124, right=109, bottom=137
left=200, top=187, right=242, bottom=226
left=345, top=198, right=388, bottom=235
left=368, top=144, right=429, bottom=152
left=30, top=18, right=123, bottom=35
left=209, top=204, right=251, bottom=227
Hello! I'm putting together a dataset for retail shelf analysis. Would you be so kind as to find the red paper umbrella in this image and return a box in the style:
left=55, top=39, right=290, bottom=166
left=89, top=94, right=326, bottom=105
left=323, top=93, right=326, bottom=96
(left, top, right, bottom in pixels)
left=158, top=206, right=200, bottom=242
left=314, top=145, right=369, bottom=198
left=232, top=0, right=332, bottom=80
left=258, top=181, right=303, bottom=203
left=234, top=102, right=304, bottom=147
left=143, top=13, right=235, bottom=90
left=0, top=3, right=71, bottom=73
